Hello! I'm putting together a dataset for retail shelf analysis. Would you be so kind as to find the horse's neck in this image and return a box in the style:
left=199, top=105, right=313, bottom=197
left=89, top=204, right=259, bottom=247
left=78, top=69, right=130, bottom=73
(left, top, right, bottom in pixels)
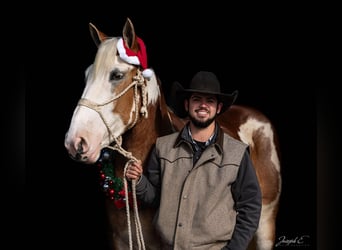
left=121, top=94, right=175, bottom=163
left=113, top=91, right=186, bottom=177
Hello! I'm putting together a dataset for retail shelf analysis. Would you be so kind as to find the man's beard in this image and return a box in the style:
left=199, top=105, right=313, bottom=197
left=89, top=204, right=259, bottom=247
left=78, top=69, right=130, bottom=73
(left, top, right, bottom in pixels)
left=188, top=113, right=217, bottom=128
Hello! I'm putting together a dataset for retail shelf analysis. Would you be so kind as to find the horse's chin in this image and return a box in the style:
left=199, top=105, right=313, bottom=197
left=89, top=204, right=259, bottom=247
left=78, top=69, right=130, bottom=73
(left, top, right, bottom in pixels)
left=68, top=151, right=101, bottom=165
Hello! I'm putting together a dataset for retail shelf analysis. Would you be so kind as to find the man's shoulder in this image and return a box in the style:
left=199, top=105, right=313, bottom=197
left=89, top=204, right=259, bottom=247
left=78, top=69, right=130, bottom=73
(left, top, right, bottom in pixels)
left=155, top=132, right=180, bottom=152
left=222, top=132, right=249, bottom=150
left=221, top=133, right=249, bottom=164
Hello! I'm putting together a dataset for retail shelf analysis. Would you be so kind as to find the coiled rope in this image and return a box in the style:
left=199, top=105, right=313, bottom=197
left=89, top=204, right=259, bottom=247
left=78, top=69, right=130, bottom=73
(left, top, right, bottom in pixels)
left=106, top=137, right=146, bottom=250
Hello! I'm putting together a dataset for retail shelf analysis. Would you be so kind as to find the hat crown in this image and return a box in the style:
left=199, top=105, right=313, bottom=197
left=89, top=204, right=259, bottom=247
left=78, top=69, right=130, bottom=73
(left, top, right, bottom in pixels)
left=189, top=71, right=221, bottom=93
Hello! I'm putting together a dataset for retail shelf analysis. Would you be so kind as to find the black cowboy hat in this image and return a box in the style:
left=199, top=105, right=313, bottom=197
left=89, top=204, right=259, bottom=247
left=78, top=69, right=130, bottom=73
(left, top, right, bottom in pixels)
left=169, top=71, right=238, bottom=118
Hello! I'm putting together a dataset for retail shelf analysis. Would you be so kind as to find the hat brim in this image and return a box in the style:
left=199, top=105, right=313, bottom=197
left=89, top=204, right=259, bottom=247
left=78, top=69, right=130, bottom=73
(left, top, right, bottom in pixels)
left=168, top=81, right=238, bottom=118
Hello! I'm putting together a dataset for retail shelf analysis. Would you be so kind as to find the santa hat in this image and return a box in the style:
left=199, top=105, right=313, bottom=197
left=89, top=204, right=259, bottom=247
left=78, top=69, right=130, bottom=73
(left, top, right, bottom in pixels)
left=117, top=37, right=154, bottom=79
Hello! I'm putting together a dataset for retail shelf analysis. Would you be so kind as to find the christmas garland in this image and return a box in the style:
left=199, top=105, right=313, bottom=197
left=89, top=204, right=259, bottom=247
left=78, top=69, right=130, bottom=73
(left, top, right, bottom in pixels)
left=96, top=151, right=139, bottom=209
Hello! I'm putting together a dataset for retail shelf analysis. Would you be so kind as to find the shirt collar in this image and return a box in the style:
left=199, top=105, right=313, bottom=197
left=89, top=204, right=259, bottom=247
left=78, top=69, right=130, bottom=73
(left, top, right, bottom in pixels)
left=175, top=122, right=223, bottom=154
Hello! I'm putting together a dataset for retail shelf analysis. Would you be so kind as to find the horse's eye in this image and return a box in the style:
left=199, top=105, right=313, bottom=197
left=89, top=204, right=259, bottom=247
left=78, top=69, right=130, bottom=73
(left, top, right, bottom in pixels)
left=109, top=71, right=124, bottom=81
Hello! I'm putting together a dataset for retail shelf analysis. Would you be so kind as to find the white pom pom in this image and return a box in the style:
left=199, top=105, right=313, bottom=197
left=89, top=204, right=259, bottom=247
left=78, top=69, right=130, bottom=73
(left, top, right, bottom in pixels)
left=142, top=68, right=153, bottom=79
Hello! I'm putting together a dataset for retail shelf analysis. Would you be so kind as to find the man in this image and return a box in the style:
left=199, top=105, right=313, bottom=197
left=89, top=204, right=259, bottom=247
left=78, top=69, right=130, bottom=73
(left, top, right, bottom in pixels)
left=126, top=71, right=262, bottom=250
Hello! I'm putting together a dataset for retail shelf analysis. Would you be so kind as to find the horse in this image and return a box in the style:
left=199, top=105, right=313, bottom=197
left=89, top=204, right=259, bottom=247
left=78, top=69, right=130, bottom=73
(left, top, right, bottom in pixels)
left=64, top=18, right=281, bottom=250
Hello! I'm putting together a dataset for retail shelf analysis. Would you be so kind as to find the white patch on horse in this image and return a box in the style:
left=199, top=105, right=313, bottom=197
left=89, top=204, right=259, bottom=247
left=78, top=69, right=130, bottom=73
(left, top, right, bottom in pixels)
left=238, top=118, right=282, bottom=250
left=238, top=118, right=280, bottom=172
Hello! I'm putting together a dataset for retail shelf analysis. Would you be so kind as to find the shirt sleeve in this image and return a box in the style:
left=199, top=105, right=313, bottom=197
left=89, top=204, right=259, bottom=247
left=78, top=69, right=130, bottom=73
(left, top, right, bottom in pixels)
left=135, top=145, right=161, bottom=207
left=223, top=149, right=262, bottom=250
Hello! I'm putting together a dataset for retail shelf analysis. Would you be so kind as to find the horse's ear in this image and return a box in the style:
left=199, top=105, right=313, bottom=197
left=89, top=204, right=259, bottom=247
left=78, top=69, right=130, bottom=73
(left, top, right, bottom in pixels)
left=89, top=23, right=108, bottom=47
left=122, top=17, right=138, bottom=52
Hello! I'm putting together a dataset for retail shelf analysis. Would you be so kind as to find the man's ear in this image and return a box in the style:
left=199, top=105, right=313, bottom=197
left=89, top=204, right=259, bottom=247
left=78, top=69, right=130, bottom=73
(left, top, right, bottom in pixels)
left=217, top=102, right=223, bottom=114
left=184, top=99, right=189, bottom=112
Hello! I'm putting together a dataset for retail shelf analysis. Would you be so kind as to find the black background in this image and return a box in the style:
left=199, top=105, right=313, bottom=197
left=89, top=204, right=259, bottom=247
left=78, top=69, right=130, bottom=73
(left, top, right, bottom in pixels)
left=9, top=3, right=339, bottom=250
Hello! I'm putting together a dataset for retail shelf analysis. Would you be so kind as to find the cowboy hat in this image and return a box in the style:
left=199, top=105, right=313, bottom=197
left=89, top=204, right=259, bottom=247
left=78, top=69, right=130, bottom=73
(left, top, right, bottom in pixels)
left=169, top=71, right=238, bottom=118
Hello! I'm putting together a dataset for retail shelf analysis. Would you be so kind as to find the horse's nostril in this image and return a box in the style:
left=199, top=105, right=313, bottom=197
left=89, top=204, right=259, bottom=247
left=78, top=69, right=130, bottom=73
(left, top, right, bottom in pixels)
left=77, top=141, right=83, bottom=154
left=68, top=152, right=85, bottom=162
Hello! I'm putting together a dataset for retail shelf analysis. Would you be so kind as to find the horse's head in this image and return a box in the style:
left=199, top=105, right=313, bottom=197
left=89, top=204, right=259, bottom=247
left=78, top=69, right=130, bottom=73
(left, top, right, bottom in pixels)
left=64, top=18, right=160, bottom=164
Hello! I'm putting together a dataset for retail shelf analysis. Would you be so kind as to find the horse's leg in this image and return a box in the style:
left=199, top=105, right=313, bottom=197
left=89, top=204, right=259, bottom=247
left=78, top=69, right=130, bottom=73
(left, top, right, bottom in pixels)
left=254, top=202, right=279, bottom=250
left=247, top=190, right=279, bottom=250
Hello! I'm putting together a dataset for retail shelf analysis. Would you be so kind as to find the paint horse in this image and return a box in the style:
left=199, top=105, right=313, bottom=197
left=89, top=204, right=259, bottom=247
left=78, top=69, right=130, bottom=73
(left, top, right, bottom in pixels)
left=64, top=18, right=281, bottom=250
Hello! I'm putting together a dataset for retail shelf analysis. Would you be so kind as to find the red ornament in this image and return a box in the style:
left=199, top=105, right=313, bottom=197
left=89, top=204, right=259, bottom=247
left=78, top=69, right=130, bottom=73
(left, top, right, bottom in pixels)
left=114, top=199, right=126, bottom=209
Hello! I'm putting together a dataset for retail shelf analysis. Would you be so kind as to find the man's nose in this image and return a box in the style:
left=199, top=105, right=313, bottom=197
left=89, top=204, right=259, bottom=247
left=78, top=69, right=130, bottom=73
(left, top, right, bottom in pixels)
left=199, top=101, right=208, bottom=107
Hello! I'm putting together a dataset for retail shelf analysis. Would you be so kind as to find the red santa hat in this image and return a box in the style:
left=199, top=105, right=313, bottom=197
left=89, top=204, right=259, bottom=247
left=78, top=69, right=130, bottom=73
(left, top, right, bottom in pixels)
left=117, top=37, right=154, bottom=79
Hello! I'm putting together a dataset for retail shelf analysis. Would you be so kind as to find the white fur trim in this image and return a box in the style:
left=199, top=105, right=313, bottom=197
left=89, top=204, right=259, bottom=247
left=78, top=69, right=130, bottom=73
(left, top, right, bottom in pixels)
left=117, top=38, right=140, bottom=65
left=142, top=69, right=153, bottom=79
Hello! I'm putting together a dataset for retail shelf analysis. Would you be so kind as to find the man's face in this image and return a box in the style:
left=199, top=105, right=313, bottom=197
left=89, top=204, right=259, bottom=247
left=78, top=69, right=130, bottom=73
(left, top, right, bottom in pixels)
left=185, top=92, right=223, bottom=128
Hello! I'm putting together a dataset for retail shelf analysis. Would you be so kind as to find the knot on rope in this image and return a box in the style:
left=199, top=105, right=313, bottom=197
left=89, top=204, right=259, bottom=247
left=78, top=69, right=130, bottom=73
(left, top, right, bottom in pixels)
left=133, top=69, right=149, bottom=119
left=140, top=106, right=148, bottom=118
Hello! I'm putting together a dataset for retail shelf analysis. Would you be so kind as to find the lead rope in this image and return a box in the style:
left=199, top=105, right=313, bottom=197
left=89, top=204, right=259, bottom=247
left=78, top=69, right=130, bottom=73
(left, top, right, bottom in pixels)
left=106, top=137, right=146, bottom=250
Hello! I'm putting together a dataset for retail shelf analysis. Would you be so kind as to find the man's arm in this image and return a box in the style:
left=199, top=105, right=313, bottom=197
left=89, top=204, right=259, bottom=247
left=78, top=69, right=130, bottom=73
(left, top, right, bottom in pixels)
left=223, top=150, right=262, bottom=250
left=134, top=146, right=161, bottom=207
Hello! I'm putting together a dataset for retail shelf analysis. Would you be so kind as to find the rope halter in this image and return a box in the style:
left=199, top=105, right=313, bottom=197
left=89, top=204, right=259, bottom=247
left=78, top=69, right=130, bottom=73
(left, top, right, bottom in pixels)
left=77, top=69, right=148, bottom=250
